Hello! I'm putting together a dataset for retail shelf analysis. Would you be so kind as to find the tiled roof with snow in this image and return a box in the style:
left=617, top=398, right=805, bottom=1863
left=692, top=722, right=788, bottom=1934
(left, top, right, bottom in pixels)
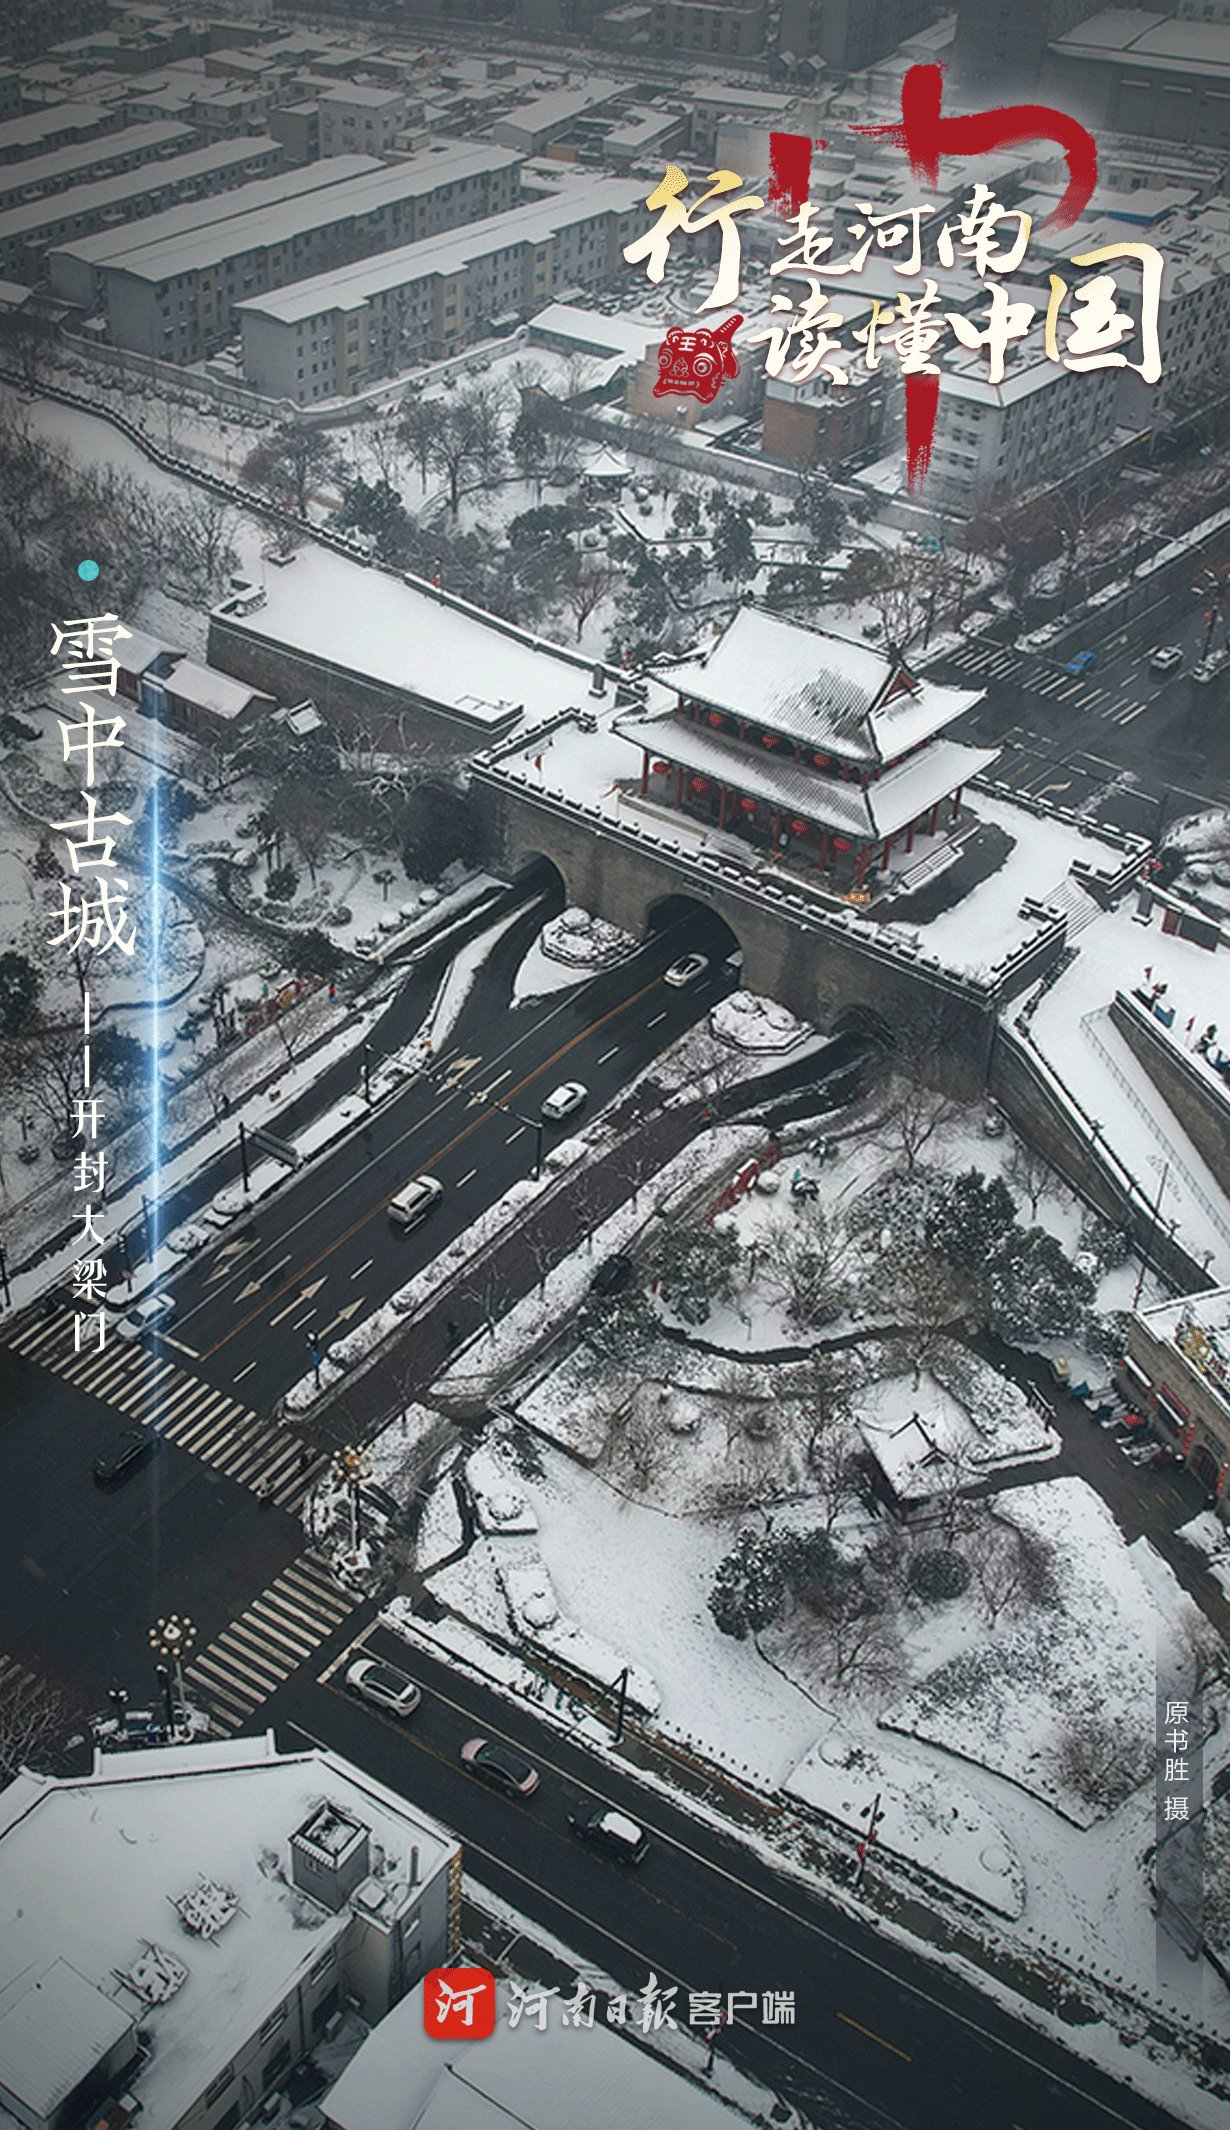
left=659, top=607, right=981, bottom=764
left=615, top=708, right=996, bottom=839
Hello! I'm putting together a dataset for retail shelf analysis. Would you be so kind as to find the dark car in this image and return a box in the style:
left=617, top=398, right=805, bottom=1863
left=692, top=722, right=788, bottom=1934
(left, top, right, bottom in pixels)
left=590, top=1254, right=635, bottom=1297
left=459, top=1736, right=539, bottom=1798
left=93, top=1427, right=156, bottom=1486
left=568, top=1799, right=649, bottom=1863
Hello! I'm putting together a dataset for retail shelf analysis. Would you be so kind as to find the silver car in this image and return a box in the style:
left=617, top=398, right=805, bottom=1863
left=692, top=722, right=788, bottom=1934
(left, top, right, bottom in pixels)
left=345, top=1657, right=422, bottom=1718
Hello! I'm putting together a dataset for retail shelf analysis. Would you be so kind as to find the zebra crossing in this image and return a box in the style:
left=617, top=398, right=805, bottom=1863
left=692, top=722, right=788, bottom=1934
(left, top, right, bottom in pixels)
left=184, top=1553, right=357, bottom=1734
left=5, top=1306, right=326, bottom=1510
left=941, top=640, right=1155, bottom=725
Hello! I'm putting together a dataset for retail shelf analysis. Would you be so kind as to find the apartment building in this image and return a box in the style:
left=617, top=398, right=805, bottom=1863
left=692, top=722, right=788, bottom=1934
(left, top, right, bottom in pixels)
left=0, top=1734, right=461, bottom=2130
left=0, top=119, right=194, bottom=212
left=1122, top=1288, right=1230, bottom=1501
left=777, top=0, right=938, bottom=69
left=0, top=136, right=284, bottom=283
left=236, top=177, right=641, bottom=401
left=919, top=348, right=1122, bottom=511
left=649, top=0, right=768, bottom=56
left=0, top=100, right=120, bottom=166
left=50, top=144, right=522, bottom=361
left=319, top=84, right=406, bottom=156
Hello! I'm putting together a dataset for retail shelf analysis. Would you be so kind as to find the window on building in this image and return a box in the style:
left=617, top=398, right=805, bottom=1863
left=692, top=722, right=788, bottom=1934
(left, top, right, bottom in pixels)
left=259, top=2005, right=288, bottom=2044
left=205, top=2066, right=235, bottom=2108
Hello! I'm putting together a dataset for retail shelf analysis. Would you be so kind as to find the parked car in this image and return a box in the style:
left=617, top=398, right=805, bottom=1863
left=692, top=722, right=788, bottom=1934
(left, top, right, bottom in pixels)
left=93, top=1426, right=157, bottom=1486
left=568, top=1799, right=649, bottom=1863
left=664, top=952, right=709, bottom=987
left=114, top=1293, right=176, bottom=1343
left=345, top=1657, right=421, bottom=1718
left=459, top=1737, right=540, bottom=1798
left=1150, top=645, right=1183, bottom=675
left=541, top=1081, right=588, bottom=1123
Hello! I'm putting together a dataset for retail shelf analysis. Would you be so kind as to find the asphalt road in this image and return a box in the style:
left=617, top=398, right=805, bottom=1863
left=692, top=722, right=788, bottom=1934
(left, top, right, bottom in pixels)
left=260, top=1624, right=1193, bottom=2130
left=93, top=897, right=742, bottom=1412
left=934, top=562, right=1230, bottom=838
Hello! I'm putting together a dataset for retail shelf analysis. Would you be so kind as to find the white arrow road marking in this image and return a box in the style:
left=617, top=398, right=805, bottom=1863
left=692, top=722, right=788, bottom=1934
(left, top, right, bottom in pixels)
left=435, top=1054, right=482, bottom=1094
left=319, top=1298, right=365, bottom=1338
left=467, top=1069, right=512, bottom=1106
left=269, top=1276, right=328, bottom=1327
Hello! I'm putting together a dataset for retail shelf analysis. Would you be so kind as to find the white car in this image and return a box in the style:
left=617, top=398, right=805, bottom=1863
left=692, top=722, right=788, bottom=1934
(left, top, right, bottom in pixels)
left=115, top=1293, right=176, bottom=1343
left=1149, top=645, right=1183, bottom=675
left=1193, top=650, right=1228, bottom=685
left=541, top=1081, right=588, bottom=1122
left=664, top=953, right=709, bottom=988
left=345, top=1657, right=421, bottom=1718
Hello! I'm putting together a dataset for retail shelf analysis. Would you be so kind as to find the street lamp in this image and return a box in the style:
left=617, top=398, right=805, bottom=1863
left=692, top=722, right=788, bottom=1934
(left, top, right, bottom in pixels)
left=332, top=1445, right=373, bottom=1553
left=148, top=1614, right=196, bottom=1728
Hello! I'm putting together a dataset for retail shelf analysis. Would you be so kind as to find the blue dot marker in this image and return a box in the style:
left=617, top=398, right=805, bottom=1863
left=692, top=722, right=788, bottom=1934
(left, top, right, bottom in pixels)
left=78, top=559, right=100, bottom=582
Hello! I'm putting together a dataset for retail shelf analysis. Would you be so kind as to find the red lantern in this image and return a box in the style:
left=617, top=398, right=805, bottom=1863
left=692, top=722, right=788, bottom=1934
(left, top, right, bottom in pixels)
left=789, top=818, right=808, bottom=836
left=833, top=836, right=850, bottom=853
left=813, top=752, right=828, bottom=768
left=690, top=775, right=710, bottom=794
left=651, top=760, right=670, bottom=775
left=740, top=796, right=757, bottom=816
left=708, top=711, right=724, bottom=727
left=761, top=732, right=779, bottom=748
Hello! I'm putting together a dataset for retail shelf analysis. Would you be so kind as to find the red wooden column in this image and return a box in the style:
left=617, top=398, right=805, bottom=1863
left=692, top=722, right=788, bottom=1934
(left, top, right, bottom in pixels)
left=817, top=830, right=831, bottom=871
left=905, top=818, right=917, bottom=853
left=772, top=807, right=782, bottom=849
left=951, top=786, right=964, bottom=821
left=854, top=845, right=871, bottom=890
left=927, top=802, right=939, bottom=834
left=640, top=749, right=649, bottom=796
left=718, top=785, right=729, bottom=830
left=674, top=764, right=684, bottom=810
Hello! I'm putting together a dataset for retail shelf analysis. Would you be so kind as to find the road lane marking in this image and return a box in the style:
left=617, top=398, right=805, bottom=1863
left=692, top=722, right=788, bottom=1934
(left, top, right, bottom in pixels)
left=197, top=959, right=685, bottom=1358
left=837, top=2013, right=912, bottom=2062
left=268, top=1276, right=328, bottom=1327
left=597, top=1045, right=619, bottom=1063
left=647, top=1012, right=666, bottom=1027
left=505, top=1127, right=526, bottom=1144
left=159, top=1333, right=200, bottom=1359
left=1116, top=703, right=1147, bottom=725
left=457, top=1167, right=477, bottom=1186
left=350, top=1258, right=373, bottom=1280
left=234, top=1360, right=257, bottom=1383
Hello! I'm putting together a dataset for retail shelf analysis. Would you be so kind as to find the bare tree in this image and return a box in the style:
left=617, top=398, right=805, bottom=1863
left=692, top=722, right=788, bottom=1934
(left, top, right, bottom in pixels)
left=802, top=1581, right=904, bottom=1691
left=271, top=776, right=331, bottom=888
left=244, top=424, right=341, bottom=516
left=873, top=1078, right=959, bottom=1176
left=398, top=395, right=435, bottom=487
left=158, top=491, right=241, bottom=601
left=839, top=543, right=961, bottom=657
left=1053, top=1712, right=1151, bottom=1811
left=559, top=555, right=616, bottom=640
left=363, top=412, right=406, bottom=489
left=463, top=383, right=510, bottom=485
left=1008, top=1138, right=1052, bottom=1221
left=0, top=1665, right=71, bottom=1787
left=966, top=1515, right=1057, bottom=1628
left=894, top=1247, right=978, bottom=1370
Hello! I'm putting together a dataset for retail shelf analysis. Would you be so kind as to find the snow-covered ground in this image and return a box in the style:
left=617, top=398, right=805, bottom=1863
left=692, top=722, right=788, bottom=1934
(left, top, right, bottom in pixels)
left=1023, top=896, right=1230, bottom=1280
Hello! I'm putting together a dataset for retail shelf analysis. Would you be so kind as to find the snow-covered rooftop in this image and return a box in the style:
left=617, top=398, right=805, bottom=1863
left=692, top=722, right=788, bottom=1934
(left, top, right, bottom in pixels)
left=615, top=706, right=996, bottom=839
left=659, top=607, right=982, bottom=764
left=327, top=1976, right=746, bottom=2130
left=235, top=177, right=641, bottom=327
left=0, top=1735, right=458, bottom=2130
left=163, top=656, right=269, bottom=719
left=49, top=153, right=379, bottom=273
left=210, top=545, right=599, bottom=735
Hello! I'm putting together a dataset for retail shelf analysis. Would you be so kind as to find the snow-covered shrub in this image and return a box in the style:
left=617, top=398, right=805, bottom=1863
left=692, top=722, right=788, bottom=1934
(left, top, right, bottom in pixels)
left=1051, top=1712, right=1151, bottom=1812
left=985, top=1226, right=1095, bottom=1345
left=908, top=1547, right=971, bottom=1602
left=924, top=1169, right=1017, bottom=1274
left=708, top=1530, right=791, bottom=1639
left=1078, top=1211, right=1131, bottom=1271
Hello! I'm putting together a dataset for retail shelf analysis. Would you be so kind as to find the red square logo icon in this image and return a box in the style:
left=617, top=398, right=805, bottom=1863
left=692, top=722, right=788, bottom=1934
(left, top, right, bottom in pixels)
left=424, top=1967, right=497, bottom=2040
